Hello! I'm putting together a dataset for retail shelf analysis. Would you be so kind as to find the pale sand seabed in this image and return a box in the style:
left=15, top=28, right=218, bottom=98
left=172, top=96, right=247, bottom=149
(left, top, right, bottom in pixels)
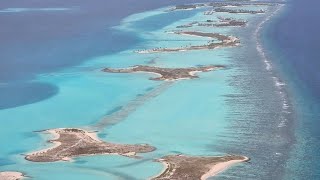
left=0, top=171, right=24, bottom=180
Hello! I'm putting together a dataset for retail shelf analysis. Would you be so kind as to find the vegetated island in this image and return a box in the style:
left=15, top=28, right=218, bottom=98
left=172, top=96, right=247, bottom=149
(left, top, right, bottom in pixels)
left=215, top=8, right=265, bottom=14
left=174, top=31, right=238, bottom=41
left=218, top=16, right=248, bottom=26
left=171, top=2, right=274, bottom=12
left=25, top=128, right=155, bottom=162
left=176, top=21, right=198, bottom=28
left=207, top=2, right=275, bottom=7
left=135, top=32, right=239, bottom=54
left=0, top=171, right=25, bottom=180
left=208, top=2, right=243, bottom=7
left=103, top=65, right=224, bottom=81
left=198, top=17, right=247, bottom=27
left=151, top=154, right=249, bottom=180
left=169, top=4, right=205, bottom=11
left=177, top=17, right=247, bottom=28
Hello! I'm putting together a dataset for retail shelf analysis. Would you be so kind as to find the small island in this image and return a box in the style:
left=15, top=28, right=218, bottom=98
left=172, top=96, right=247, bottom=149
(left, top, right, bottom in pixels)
left=25, top=128, right=155, bottom=162
left=176, top=18, right=246, bottom=28
left=174, top=4, right=197, bottom=10
left=207, top=2, right=273, bottom=8
left=103, top=65, right=224, bottom=81
left=174, top=31, right=237, bottom=41
left=0, top=171, right=25, bottom=180
left=198, top=17, right=247, bottom=27
left=176, top=21, right=198, bottom=28
left=135, top=32, right=239, bottom=54
left=208, top=2, right=242, bottom=7
left=151, top=154, right=249, bottom=180
left=215, top=8, right=265, bottom=14
left=169, top=4, right=205, bottom=11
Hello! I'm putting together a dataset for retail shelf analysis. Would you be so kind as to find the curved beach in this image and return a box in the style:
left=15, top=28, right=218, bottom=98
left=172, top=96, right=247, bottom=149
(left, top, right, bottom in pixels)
left=151, top=155, right=249, bottom=180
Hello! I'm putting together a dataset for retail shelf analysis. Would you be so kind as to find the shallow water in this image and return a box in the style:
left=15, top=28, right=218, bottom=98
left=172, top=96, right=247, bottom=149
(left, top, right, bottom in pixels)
left=0, top=1, right=310, bottom=179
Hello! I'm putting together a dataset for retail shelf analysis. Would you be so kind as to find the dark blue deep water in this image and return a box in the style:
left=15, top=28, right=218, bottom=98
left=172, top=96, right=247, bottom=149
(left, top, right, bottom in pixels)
left=265, top=0, right=320, bottom=178
left=130, top=9, right=201, bottom=31
left=0, top=0, right=205, bottom=109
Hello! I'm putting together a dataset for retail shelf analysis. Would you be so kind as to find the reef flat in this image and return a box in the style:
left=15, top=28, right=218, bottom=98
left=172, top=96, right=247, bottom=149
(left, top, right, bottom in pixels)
left=151, top=155, right=249, bottom=180
left=103, top=65, right=223, bottom=81
left=25, top=128, right=155, bottom=162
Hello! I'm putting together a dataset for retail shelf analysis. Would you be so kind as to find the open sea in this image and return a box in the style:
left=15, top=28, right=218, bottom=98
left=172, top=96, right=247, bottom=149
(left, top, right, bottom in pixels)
left=0, top=0, right=319, bottom=179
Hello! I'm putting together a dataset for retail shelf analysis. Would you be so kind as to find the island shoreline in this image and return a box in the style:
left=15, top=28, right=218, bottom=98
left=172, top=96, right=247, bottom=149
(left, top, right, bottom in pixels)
left=0, top=171, right=25, bottom=180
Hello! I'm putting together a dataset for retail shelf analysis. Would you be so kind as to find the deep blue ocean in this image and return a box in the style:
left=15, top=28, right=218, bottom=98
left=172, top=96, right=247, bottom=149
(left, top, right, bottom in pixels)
left=0, top=0, right=205, bottom=109
left=264, top=0, right=320, bottom=178
left=0, top=0, right=320, bottom=179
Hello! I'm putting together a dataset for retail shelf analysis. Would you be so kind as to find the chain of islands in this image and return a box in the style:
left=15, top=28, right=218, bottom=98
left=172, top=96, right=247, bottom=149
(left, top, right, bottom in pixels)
left=0, top=1, right=283, bottom=179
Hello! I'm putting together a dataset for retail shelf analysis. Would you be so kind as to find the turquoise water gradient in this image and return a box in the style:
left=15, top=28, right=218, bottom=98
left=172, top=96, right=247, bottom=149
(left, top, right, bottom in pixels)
left=0, top=3, right=289, bottom=179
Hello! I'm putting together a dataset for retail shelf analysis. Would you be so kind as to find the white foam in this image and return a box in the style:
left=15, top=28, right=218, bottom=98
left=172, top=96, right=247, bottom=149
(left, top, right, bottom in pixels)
left=272, top=76, right=286, bottom=87
left=0, top=8, right=72, bottom=13
left=254, top=4, right=292, bottom=128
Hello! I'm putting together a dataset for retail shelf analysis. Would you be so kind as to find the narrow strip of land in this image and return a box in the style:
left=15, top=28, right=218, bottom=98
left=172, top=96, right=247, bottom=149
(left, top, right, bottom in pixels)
left=135, top=31, right=240, bottom=54
left=215, top=8, right=265, bottom=14
left=135, top=32, right=239, bottom=54
left=103, top=65, right=223, bottom=81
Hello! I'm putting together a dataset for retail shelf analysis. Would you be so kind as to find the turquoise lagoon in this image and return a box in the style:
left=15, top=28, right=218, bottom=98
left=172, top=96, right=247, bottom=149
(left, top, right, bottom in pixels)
left=0, top=3, right=291, bottom=180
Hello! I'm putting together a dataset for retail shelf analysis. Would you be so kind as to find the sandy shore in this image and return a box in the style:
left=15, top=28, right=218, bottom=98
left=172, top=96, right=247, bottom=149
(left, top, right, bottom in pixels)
left=148, top=161, right=170, bottom=180
left=201, top=156, right=250, bottom=180
left=151, top=154, right=248, bottom=180
left=29, top=129, right=61, bottom=155
left=0, top=171, right=24, bottom=180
